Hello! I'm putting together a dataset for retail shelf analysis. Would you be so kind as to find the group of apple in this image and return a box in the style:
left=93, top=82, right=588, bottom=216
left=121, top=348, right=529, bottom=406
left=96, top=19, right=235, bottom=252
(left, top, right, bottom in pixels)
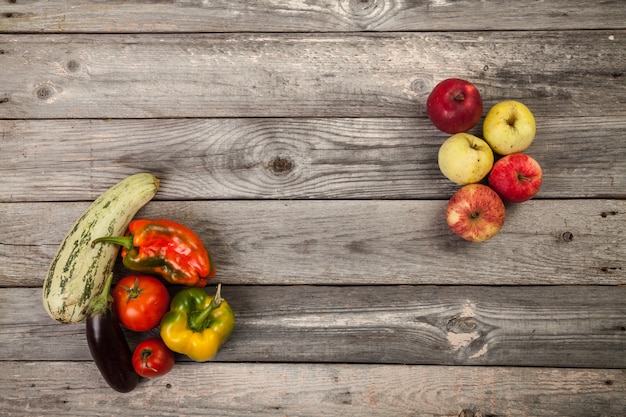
left=426, top=78, right=543, bottom=242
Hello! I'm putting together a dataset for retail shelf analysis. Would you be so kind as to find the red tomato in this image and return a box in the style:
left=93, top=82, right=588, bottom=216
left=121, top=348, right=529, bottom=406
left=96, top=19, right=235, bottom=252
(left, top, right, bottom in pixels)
left=132, top=337, right=175, bottom=378
left=112, top=274, right=170, bottom=332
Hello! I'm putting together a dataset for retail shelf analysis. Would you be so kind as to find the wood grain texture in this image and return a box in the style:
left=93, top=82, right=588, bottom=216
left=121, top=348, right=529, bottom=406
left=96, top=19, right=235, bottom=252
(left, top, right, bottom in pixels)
left=1, top=361, right=623, bottom=417
left=2, top=1, right=625, bottom=414
left=2, top=117, right=625, bottom=201
left=1, top=0, right=625, bottom=33
left=1, top=200, right=624, bottom=287
left=1, top=31, right=624, bottom=119
left=2, top=286, right=625, bottom=367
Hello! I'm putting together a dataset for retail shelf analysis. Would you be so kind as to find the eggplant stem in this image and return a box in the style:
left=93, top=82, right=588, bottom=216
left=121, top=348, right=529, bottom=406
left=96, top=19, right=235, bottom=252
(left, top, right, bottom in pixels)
left=87, top=273, right=114, bottom=316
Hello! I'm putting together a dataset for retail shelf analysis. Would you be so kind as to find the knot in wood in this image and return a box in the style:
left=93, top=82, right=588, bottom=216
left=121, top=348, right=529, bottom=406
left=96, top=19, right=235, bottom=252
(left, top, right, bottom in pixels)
left=270, top=156, right=293, bottom=176
left=410, top=78, right=429, bottom=95
left=65, top=59, right=81, bottom=73
left=446, top=316, right=478, bottom=333
left=340, top=0, right=379, bottom=17
left=562, top=231, right=574, bottom=242
left=36, top=86, right=54, bottom=100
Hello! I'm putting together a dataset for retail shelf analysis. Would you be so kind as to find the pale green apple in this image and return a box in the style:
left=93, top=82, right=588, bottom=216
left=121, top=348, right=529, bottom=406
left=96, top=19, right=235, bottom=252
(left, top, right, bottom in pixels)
left=437, top=133, right=494, bottom=185
left=483, top=100, right=536, bottom=155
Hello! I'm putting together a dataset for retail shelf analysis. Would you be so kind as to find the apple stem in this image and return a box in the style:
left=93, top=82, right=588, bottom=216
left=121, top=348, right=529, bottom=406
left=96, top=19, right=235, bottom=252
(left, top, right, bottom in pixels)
left=518, top=173, right=530, bottom=182
left=453, top=92, right=465, bottom=102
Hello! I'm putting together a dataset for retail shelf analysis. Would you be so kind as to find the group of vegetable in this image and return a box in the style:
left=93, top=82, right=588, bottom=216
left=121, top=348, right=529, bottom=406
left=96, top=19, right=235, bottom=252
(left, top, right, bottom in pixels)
left=42, top=173, right=234, bottom=393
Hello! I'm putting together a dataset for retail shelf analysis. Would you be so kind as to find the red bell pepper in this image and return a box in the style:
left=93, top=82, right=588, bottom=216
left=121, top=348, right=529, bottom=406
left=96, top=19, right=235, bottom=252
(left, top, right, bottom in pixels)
left=93, top=219, right=215, bottom=287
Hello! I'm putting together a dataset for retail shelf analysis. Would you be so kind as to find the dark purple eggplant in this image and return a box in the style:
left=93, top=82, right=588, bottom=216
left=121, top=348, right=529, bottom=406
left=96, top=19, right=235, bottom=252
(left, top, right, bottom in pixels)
left=86, top=273, right=139, bottom=393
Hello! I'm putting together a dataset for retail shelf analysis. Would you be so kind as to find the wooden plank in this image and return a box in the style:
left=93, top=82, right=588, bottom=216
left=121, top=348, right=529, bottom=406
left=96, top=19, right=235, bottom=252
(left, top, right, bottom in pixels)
left=1, top=200, right=623, bottom=287
left=1, top=362, right=624, bottom=417
left=2, top=286, right=625, bottom=367
left=1, top=31, right=624, bottom=119
left=2, top=117, right=625, bottom=201
left=2, top=0, right=625, bottom=33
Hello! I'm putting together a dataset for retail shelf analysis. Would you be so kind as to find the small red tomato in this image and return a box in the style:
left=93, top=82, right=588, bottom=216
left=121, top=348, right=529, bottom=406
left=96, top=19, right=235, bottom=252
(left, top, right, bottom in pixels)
left=132, top=337, right=175, bottom=378
left=112, top=274, right=170, bottom=332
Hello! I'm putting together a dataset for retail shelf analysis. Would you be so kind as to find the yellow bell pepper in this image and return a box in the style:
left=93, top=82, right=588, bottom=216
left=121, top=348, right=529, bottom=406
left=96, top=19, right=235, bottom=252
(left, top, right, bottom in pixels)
left=160, top=284, right=234, bottom=362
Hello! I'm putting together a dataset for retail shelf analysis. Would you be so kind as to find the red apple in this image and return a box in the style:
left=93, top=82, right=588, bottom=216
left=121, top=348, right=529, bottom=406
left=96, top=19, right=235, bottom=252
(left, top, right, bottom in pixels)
left=488, top=153, right=543, bottom=203
left=427, top=78, right=483, bottom=134
left=446, top=183, right=505, bottom=242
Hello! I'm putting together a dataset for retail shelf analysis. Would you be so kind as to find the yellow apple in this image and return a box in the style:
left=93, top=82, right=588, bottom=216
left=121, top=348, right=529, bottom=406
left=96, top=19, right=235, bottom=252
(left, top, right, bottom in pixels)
left=483, top=100, right=536, bottom=155
left=437, top=133, right=494, bottom=185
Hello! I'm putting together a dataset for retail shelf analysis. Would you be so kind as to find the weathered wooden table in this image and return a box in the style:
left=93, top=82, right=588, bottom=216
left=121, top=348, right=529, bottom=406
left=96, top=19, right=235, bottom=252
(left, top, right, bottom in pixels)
left=1, top=1, right=625, bottom=416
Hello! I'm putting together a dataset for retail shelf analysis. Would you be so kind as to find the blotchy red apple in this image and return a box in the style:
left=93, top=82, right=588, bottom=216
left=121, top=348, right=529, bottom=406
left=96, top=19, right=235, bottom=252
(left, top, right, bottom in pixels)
left=488, top=153, right=543, bottom=203
left=446, top=183, right=506, bottom=242
left=427, top=78, right=483, bottom=134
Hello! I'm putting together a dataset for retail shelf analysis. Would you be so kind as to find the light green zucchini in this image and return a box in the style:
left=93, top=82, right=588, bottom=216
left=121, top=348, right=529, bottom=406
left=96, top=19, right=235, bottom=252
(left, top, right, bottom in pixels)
left=43, top=173, right=160, bottom=324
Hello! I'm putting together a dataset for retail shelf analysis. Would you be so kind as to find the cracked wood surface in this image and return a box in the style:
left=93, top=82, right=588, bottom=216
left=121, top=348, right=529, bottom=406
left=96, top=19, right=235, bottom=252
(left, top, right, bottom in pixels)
left=1, top=200, right=624, bottom=287
left=1, top=117, right=625, bottom=201
left=2, top=362, right=624, bottom=417
left=2, top=285, right=625, bottom=368
left=2, top=0, right=625, bottom=32
left=0, top=32, right=624, bottom=119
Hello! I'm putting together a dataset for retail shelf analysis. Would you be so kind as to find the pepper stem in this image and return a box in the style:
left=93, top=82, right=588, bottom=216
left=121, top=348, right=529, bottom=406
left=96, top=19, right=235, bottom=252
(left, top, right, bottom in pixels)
left=91, top=234, right=134, bottom=250
left=188, top=284, right=223, bottom=332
